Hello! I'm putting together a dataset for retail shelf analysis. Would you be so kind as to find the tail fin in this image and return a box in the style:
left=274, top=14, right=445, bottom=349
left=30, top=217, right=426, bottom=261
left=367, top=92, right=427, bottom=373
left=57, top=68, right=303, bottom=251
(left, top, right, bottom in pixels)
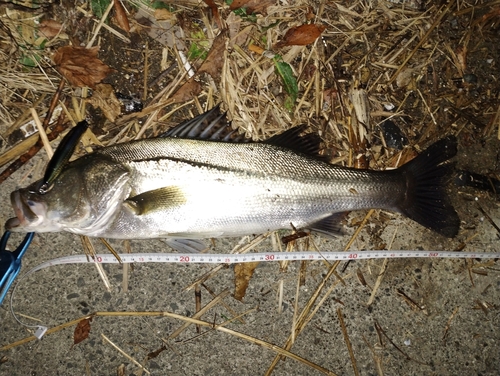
left=399, top=136, right=460, bottom=237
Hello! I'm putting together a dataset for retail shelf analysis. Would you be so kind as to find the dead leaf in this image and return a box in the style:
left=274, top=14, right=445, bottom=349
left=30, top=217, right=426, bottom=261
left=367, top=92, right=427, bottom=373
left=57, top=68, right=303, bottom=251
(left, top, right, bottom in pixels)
left=169, top=32, right=227, bottom=104
left=39, top=19, right=63, bottom=38
left=471, top=6, right=500, bottom=28
left=198, top=32, right=227, bottom=81
left=234, top=261, right=259, bottom=301
left=136, top=7, right=183, bottom=50
left=396, top=67, right=416, bottom=89
left=74, top=317, right=92, bottom=345
left=322, top=87, right=337, bottom=108
left=117, top=364, right=126, bottom=376
left=170, top=77, right=202, bottom=104
left=275, top=24, right=326, bottom=48
left=456, top=45, right=467, bottom=76
left=154, top=8, right=176, bottom=22
left=229, top=0, right=275, bottom=15
left=305, top=6, right=315, bottom=21
left=53, top=46, right=115, bottom=89
left=203, top=0, right=222, bottom=29
left=113, top=0, right=130, bottom=32
left=87, top=83, right=122, bottom=122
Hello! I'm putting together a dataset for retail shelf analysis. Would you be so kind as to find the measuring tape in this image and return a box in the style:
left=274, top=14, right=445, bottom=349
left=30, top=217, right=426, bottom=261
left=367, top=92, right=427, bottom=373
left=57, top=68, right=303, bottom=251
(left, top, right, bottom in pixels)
left=8, top=249, right=498, bottom=340
left=28, top=250, right=499, bottom=273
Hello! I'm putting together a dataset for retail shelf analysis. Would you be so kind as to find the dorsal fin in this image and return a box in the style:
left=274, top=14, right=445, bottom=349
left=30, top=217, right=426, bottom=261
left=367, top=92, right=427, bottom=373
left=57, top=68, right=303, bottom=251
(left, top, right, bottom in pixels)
left=159, top=106, right=324, bottom=159
left=159, top=105, right=250, bottom=142
left=265, top=125, right=323, bottom=158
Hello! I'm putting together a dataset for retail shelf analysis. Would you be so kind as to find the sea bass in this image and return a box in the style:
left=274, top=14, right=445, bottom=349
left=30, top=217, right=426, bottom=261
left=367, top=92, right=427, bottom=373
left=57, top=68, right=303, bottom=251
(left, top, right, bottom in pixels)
left=5, top=107, right=460, bottom=250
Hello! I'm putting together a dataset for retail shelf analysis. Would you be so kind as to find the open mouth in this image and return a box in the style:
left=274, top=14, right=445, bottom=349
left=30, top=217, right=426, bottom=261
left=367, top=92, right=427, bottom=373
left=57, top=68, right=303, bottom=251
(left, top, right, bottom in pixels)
left=5, top=190, right=38, bottom=230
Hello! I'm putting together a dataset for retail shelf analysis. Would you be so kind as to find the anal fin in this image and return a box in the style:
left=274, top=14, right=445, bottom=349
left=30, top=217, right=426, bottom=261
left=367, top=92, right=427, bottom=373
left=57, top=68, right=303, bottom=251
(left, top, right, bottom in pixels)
left=308, top=212, right=348, bottom=237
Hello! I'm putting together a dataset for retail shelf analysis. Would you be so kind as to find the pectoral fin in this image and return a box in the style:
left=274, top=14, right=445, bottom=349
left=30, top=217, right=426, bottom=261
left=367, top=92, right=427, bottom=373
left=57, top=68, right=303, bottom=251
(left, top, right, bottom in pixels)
left=125, top=186, right=186, bottom=215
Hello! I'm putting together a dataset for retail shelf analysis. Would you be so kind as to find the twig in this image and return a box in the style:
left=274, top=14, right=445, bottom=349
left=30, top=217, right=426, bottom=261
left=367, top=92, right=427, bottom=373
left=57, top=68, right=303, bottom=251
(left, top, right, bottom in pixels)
left=374, top=320, right=417, bottom=363
left=167, top=289, right=230, bottom=340
left=99, top=238, right=122, bottom=263
left=76, top=6, right=131, bottom=44
left=143, top=42, right=149, bottom=101
left=1, top=311, right=338, bottom=375
left=0, top=114, right=67, bottom=185
left=195, top=284, right=202, bottom=334
left=122, top=240, right=131, bottom=292
left=362, top=334, right=385, bottom=376
left=0, top=80, right=66, bottom=184
left=337, top=308, right=360, bottom=376
left=201, top=283, right=245, bottom=324
left=86, top=1, right=115, bottom=48
left=442, top=306, right=459, bottom=343
left=101, top=333, right=150, bottom=374
left=368, top=227, right=398, bottom=306
left=0, top=134, right=38, bottom=168
left=80, top=236, right=112, bottom=292
left=344, top=209, right=375, bottom=251
left=265, top=261, right=343, bottom=374
left=388, top=1, right=455, bottom=84
left=30, top=108, right=53, bottom=157
left=184, top=233, right=270, bottom=291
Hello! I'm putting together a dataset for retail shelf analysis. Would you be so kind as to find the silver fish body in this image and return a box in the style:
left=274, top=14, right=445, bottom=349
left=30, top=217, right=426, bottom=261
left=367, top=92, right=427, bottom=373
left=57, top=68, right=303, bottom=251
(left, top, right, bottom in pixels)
left=6, top=110, right=460, bottom=242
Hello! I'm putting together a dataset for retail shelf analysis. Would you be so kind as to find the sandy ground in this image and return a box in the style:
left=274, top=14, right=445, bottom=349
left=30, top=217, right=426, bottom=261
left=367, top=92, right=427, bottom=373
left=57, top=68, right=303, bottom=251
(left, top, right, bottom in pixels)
left=0, top=146, right=499, bottom=376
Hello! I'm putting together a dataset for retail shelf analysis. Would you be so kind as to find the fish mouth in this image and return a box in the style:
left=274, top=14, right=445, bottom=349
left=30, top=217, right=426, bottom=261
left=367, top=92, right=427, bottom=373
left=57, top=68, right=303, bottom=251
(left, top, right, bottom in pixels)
left=5, top=190, right=39, bottom=231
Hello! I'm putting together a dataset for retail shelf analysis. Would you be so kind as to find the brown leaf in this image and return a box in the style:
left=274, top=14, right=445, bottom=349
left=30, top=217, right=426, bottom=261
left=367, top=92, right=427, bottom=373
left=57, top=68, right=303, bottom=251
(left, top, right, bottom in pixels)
left=275, top=24, right=326, bottom=48
left=198, top=32, right=227, bottom=81
left=169, top=32, right=227, bottom=104
left=87, top=83, right=122, bottom=122
left=203, top=0, right=222, bottom=29
left=39, top=19, right=63, bottom=38
left=113, top=0, right=130, bottom=32
left=117, top=364, right=126, bottom=376
left=170, top=77, right=202, bottom=104
left=53, top=46, right=115, bottom=89
left=74, top=318, right=92, bottom=345
left=233, top=261, right=259, bottom=301
left=229, top=0, right=275, bottom=15
left=154, top=8, right=176, bottom=21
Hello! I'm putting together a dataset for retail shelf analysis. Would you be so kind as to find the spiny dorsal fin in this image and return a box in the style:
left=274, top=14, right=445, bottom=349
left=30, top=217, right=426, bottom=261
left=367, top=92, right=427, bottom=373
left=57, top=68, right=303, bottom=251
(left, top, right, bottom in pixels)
left=265, top=125, right=323, bottom=158
left=159, top=106, right=323, bottom=159
left=159, top=105, right=250, bottom=142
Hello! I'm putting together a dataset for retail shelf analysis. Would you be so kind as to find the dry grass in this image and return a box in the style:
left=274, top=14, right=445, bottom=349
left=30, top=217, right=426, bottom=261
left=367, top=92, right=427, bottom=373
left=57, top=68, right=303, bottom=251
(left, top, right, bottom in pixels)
left=0, top=0, right=499, bottom=374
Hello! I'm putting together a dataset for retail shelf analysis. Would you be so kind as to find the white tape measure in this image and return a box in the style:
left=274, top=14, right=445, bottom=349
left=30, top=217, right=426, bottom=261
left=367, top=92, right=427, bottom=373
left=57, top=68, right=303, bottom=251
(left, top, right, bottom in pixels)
left=9, top=249, right=498, bottom=340
left=30, top=250, right=499, bottom=273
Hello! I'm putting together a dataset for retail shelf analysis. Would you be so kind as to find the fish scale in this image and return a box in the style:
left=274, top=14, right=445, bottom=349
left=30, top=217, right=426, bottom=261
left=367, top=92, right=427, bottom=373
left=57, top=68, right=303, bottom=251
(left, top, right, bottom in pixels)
left=5, top=108, right=460, bottom=251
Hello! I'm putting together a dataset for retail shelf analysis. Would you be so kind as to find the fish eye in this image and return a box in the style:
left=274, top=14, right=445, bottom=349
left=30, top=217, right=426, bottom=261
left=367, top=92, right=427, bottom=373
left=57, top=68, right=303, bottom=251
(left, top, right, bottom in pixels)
left=27, top=200, right=36, bottom=207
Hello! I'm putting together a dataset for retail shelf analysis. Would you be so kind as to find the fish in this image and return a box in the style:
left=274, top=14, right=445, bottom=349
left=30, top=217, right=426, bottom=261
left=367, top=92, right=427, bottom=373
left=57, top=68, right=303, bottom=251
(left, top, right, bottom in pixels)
left=5, top=106, right=460, bottom=252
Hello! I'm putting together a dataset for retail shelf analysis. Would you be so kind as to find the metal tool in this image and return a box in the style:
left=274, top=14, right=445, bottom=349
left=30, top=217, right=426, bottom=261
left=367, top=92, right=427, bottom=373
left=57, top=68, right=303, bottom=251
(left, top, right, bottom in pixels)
left=0, top=231, right=34, bottom=305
